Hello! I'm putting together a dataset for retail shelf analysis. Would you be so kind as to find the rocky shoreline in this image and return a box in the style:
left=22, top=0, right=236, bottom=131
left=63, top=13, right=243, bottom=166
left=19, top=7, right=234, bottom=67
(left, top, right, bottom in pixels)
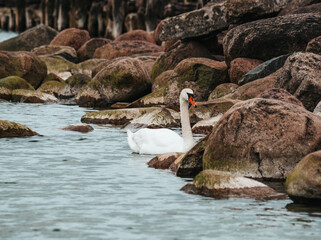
left=1, top=0, right=321, bottom=205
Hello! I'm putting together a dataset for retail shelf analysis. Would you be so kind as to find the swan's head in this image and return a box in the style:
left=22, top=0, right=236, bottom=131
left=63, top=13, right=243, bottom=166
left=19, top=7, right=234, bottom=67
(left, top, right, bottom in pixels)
left=180, top=88, right=196, bottom=107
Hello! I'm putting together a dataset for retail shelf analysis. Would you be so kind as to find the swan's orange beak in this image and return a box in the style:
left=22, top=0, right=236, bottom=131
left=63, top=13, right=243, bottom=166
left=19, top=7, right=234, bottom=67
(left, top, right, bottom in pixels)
left=189, top=96, right=196, bottom=107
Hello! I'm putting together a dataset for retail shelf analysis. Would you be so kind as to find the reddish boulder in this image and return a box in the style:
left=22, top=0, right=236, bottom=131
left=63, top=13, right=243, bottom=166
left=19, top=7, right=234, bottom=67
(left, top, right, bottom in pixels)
left=114, top=30, right=156, bottom=44
left=77, top=38, right=111, bottom=61
left=228, top=58, right=263, bottom=84
left=0, top=51, right=47, bottom=89
left=61, top=123, right=94, bottom=133
left=148, top=152, right=182, bottom=169
left=203, top=98, right=321, bottom=180
left=50, top=28, right=91, bottom=50
left=306, top=36, right=321, bottom=55
left=93, top=40, right=162, bottom=60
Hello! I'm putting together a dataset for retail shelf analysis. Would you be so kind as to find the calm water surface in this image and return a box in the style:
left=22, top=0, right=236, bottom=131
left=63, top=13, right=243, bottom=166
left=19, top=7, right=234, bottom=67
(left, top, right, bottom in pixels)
left=1, top=102, right=321, bottom=240
left=1, top=31, right=321, bottom=240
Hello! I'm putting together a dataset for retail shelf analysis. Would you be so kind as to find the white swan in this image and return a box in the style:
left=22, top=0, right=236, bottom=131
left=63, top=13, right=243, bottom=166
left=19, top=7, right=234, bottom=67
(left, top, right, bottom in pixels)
left=127, top=88, right=196, bottom=154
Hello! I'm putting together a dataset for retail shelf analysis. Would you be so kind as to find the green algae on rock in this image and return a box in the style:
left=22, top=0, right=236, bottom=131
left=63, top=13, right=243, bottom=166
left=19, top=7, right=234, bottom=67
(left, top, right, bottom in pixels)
left=0, top=120, right=38, bottom=138
left=0, top=76, right=34, bottom=90
left=12, top=89, right=58, bottom=103
left=286, top=151, right=321, bottom=205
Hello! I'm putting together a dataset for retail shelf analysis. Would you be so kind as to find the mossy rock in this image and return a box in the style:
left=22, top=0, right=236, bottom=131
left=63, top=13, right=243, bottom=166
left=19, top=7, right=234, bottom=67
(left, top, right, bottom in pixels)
left=71, top=59, right=109, bottom=77
left=42, top=73, right=64, bottom=84
left=126, top=87, right=166, bottom=108
left=0, top=87, right=12, bottom=101
left=208, top=83, right=239, bottom=100
left=58, top=74, right=92, bottom=99
left=38, top=80, right=66, bottom=95
left=0, top=76, right=34, bottom=90
left=0, top=120, right=38, bottom=138
left=39, top=55, right=76, bottom=80
left=286, top=151, right=321, bottom=204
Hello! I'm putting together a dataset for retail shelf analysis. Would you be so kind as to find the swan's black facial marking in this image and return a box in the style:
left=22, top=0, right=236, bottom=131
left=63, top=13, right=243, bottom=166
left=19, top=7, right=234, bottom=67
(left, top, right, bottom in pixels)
left=187, top=92, right=196, bottom=108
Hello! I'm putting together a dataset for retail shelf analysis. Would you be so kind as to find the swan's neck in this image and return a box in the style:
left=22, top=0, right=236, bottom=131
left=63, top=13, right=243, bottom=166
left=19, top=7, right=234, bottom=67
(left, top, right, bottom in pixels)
left=180, top=98, right=194, bottom=150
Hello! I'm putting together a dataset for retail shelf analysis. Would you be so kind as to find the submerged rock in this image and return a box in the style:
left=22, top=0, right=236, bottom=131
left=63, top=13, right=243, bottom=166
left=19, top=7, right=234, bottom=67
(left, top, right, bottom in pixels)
left=181, top=170, right=286, bottom=200
left=203, top=98, right=321, bottom=180
left=61, top=123, right=94, bottom=133
left=0, top=120, right=38, bottom=138
left=286, top=151, right=321, bottom=205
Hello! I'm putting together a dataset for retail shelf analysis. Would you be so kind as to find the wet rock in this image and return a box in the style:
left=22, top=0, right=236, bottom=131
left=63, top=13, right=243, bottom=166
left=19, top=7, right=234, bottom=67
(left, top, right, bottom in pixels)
left=257, top=88, right=305, bottom=108
left=181, top=170, right=286, bottom=200
left=192, top=114, right=222, bottom=135
left=0, top=51, right=47, bottom=89
left=0, top=120, right=38, bottom=138
left=0, top=24, right=58, bottom=51
left=12, top=89, right=58, bottom=103
left=114, top=30, right=156, bottom=44
left=39, top=55, right=76, bottom=80
left=78, top=58, right=151, bottom=108
left=224, top=73, right=277, bottom=100
left=274, top=52, right=321, bottom=111
left=228, top=58, right=263, bottom=84
left=203, top=98, right=321, bottom=180
left=239, top=54, right=290, bottom=86
left=61, top=123, right=94, bottom=133
left=223, top=13, right=321, bottom=66
left=208, top=83, right=239, bottom=100
left=306, top=36, right=321, bottom=55
left=77, top=38, right=111, bottom=61
left=151, top=41, right=213, bottom=80
left=58, top=74, right=91, bottom=100
left=286, top=151, right=321, bottom=205
left=157, top=0, right=290, bottom=41
left=50, top=28, right=90, bottom=51
left=71, top=59, right=109, bottom=77
left=148, top=152, right=183, bottom=170
left=93, top=40, right=162, bottom=60
left=81, top=107, right=172, bottom=126
left=32, top=45, right=78, bottom=63
left=175, top=135, right=209, bottom=178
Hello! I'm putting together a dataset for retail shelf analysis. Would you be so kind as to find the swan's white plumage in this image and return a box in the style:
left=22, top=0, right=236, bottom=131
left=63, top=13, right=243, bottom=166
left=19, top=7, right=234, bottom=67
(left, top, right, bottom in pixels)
left=127, top=88, right=196, bottom=155
left=127, top=128, right=184, bottom=154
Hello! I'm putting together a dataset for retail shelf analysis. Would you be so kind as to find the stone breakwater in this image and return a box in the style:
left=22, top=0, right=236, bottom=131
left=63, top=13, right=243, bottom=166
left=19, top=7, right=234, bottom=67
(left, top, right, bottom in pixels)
left=1, top=0, right=321, bottom=204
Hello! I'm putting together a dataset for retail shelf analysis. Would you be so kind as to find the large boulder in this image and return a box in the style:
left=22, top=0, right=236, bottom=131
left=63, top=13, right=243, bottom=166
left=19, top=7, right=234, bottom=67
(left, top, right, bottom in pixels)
left=203, top=98, right=321, bottom=180
left=286, top=151, right=321, bottom=204
left=39, top=55, right=76, bottom=80
left=0, top=76, right=34, bottom=101
left=0, top=120, right=38, bottom=138
left=77, top=38, right=111, bottom=61
left=0, top=51, right=47, bottom=89
left=58, top=74, right=91, bottom=100
left=78, top=58, right=151, bottom=108
left=274, top=52, right=321, bottom=111
left=93, top=40, right=162, bottom=60
left=223, top=13, right=321, bottom=66
left=71, top=59, right=109, bottom=77
left=151, top=41, right=212, bottom=80
left=114, top=30, right=156, bottom=44
left=0, top=24, right=58, bottom=51
left=50, top=28, right=91, bottom=50
left=156, top=0, right=290, bottom=41
left=181, top=170, right=286, bottom=200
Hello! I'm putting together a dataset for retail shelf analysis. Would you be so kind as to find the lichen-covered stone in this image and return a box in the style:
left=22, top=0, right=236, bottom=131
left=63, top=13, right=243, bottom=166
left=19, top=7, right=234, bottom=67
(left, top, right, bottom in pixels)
left=71, top=59, right=109, bottom=77
left=78, top=58, right=151, bottom=108
left=0, top=76, right=34, bottom=91
left=58, top=73, right=91, bottom=99
left=203, top=98, right=321, bottom=180
left=0, top=120, right=38, bottom=138
left=181, top=170, right=286, bottom=200
left=37, top=80, right=66, bottom=96
left=148, top=152, right=183, bottom=169
left=286, top=151, right=321, bottom=204
left=208, top=83, right=239, bottom=100
left=192, top=115, right=222, bottom=135
left=39, top=55, right=76, bottom=80
left=32, top=45, right=78, bottom=63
